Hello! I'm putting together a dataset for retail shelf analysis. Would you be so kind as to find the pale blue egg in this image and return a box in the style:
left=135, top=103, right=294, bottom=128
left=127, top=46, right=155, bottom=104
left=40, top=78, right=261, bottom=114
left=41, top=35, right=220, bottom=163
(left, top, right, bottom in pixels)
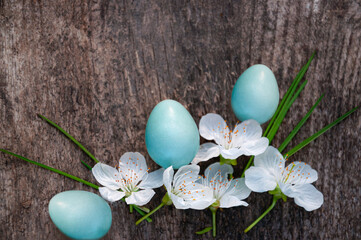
left=49, top=191, right=112, bottom=240
left=145, top=100, right=200, bottom=169
left=231, top=64, right=279, bottom=124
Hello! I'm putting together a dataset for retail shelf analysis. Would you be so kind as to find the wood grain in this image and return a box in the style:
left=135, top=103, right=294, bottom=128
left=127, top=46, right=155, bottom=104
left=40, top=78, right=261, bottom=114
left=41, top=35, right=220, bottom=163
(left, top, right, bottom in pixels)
left=0, top=0, right=360, bottom=239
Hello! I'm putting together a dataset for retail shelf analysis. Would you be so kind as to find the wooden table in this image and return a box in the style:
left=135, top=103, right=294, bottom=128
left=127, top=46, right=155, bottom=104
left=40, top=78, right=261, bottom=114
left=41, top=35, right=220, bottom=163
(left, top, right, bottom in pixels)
left=0, top=1, right=360, bottom=239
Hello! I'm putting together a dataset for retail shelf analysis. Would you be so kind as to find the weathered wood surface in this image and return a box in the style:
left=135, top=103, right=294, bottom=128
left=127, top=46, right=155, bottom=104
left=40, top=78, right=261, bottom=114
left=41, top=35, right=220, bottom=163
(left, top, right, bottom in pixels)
left=0, top=0, right=360, bottom=239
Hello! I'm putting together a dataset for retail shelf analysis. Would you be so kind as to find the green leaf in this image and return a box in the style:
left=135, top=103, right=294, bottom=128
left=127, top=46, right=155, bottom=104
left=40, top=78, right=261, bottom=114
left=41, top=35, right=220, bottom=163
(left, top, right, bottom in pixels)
left=278, top=94, right=324, bottom=152
left=81, top=160, right=92, bottom=170
left=285, top=107, right=358, bottom=157
left=0, top=149, right=99, bottom=190
left=38, top=114, right=99, bottom=163
left=196, top=227, right=213, bottom=235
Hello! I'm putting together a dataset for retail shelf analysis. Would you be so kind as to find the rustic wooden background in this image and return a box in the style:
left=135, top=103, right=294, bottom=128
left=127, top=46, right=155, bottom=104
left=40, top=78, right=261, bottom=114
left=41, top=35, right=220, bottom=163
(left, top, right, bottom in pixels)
left=0, top=0, right=360, bottom=239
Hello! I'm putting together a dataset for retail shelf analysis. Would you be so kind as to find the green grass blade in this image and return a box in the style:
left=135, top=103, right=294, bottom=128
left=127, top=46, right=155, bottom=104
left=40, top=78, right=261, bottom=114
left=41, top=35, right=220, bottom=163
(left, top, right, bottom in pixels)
left=0, top=149, right=99, bottom=190
left=263, top=66, right=304, bottom=137
left=285, top=107, right=358, bottom=157
left=242, top=53, right=316, bottom=176
left=264, top=52, right=315, bottom=137
left=81, top=160, right=92, bottom=170
left=267, top=80, right=308, bottom=143
left=286, top=80, right=308, bottom=109
left=278, top=94, right=324, bottom=152
left=0, top=149, right=153, bottom=223
left=196, top=227, right=213, bottom=235
left=243, top=78, right=305, bottom=177
left=38, top=114, right=99, bottom=163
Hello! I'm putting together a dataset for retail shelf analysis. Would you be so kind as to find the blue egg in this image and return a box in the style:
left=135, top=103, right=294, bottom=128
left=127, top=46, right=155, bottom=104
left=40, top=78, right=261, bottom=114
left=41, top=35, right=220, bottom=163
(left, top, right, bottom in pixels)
left=145, top=99, right=200, bottom=169
left=49, top=191, right=112, bottom=240
left=231, top=64, right=279, bottom=124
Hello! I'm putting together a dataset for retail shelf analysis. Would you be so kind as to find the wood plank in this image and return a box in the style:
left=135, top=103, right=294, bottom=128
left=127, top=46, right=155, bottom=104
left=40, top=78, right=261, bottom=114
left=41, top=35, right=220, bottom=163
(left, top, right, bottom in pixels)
left=0, top=0, right=360, bottom=239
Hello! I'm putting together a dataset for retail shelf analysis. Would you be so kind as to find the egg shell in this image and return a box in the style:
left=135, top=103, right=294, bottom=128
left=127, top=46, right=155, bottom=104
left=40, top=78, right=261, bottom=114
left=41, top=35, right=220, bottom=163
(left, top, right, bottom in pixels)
left=49, top=190, right=112, bottom=240
left=231, top=64, right=279, bottom=124
left=145, top=99, right=200, bottom=169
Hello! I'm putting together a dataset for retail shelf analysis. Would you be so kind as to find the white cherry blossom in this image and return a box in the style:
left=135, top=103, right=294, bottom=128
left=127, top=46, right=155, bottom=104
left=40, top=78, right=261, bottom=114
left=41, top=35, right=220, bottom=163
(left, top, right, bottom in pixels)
left=92, top=152, right=164, bottom=206
left=163, top=164, right=215, bottom=210
left=199, top=162, right=251, bottom=208
left=192, top=113, right=269, bottom=164
left=245, top=146, right=323, bottom=211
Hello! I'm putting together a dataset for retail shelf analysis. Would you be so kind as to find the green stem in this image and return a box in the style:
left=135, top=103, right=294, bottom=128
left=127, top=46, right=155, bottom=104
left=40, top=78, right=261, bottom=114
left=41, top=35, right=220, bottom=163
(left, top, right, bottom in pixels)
left=120, top=198, right=152, bottom=222
left=0, top=149, right=99, bottom=190
left=195, top=227, right=213, bottom=235
left=130, top=204, right=133, bottom=213
left=135, top=202, right=165, bottom=225
left=241, top=156, right=254, bottom=178
left=81, top=160, right=92, bottom=170
left=138, top=206, right=150, bottom=213
left=38, top=114, right=99, bottom=163
left=212, top=210, right=216, bottom=237
left=132, top=205, right=152, bottom=223
left=244, top=196, right=278, bottom=233
left=285, top=107, right=358, bottom=157
left=219, top=155, right=237, bottom=165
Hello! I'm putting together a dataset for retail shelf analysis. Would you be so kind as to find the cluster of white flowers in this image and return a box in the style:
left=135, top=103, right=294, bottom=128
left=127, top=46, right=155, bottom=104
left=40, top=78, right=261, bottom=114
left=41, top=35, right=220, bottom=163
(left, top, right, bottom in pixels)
left=92, top=153, right=251, bottom=210
left=92, top=113, right=323, bottom=232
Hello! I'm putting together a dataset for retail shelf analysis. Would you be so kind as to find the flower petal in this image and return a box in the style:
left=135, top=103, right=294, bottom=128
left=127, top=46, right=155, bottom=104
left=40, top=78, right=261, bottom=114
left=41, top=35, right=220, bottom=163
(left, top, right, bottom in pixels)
left=192, top=143, right=220, bottom=164
left=241, top=137, right=269, bottom=156
left=99, top=187, right=125, bottom=202
left=219, top=195, right=248, bottom=208
left=280, top=183, right=323, bottom=211
left=220, top=138, right=268, bottom=160
left=92, top=163, right=122, bottom=190
left=219, top=147, right=245, bottom=160
left=171, top=185, right=215, bottom=210
left=199, top=113, right=228, bottom=140
left=199, top=113, right=230, bottom=147
left=204, top=162, right=233, bottom=182
left=169, top=192, right=189, bottom=210
left=254, top=146, right=284, bottom=180
left=187, top=198, right=215, bottom=210
left=119, top=152, right=148, bottom=182
left=281, top=161, right=318, bottom=184
left=231, top=119, right=263, bottom=146
left=173, top=164, right=200, bottom=189
left=245, top=166, right=277, bottom=192
left=138, top=168, right=165, bottom=189
left=125, top=189, right=155, bottom=206
left=163, top=166, right=174, bottom=191
left=226, top=178, right=251, bottom=200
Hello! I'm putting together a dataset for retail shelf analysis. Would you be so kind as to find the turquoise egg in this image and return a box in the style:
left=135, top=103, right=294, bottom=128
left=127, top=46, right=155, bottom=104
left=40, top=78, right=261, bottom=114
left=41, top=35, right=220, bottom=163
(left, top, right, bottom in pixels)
left=49, top=190, right=112, bottom=240
left=231, top=64, right=279, bottom=124
left=145, top=99, right=200, bottom=169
